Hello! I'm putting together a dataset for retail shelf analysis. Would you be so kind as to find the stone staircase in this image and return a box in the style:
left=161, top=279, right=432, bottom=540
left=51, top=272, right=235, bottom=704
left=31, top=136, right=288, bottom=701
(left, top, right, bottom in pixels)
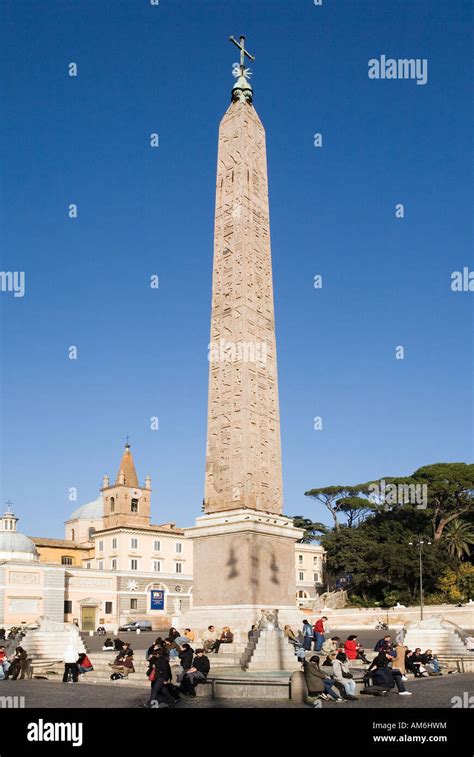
left=403, top=627, right=468, bottom=657
left=241, top=628, right=300, bottom=671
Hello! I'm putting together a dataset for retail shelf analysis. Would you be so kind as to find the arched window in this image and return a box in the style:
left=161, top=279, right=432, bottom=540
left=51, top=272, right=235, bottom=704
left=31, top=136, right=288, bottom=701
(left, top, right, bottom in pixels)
left=71, top=528, right=75, bottom=541
left=88, top=527, right=96, bottom=540
left=61, top=556, right=73, bottom=566
left=110, top=497, right=115, bottom=513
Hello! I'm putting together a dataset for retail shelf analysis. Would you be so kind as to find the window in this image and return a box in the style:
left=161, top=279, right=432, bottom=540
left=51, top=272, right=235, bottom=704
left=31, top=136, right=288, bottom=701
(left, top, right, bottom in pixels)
left=131, top=499, right=138, bottom=513
left=105, top=602, right=113, bottom=614
left=110, top=497, right=115, bottom=513
left=71, top=529, right=75, bottom=541
left=98, top=560, right=104, bottom=571
left=298, top=554, right=303, bottom=564
left=314, top=573, right=321, bottom=584
left=86, top=562, right=91, bottom=570
left=153, top=561, right=161, bottom=572
left=64, top=600, right=72, bottom=614
left=88, top=527, right=96, bottom=540
left=112, top=538, right=117, bottom=550
left=175, top=542, right=182, bottom=554
left=154, top=540, right=161, bottom=552
left=313, top=556, right=319, bottom=565
left=175, top=562, right=182, bottom=574
left=111, top=559, right=117, bottom=570
left=98, top=540, right=104, bottom=552
left=61, top=556, right=73, bottom=566
left=298, top=571, right=304, bottom=581
left=130, top=559, right=138, bottom=571
left=130, top=537, right=138, bottom=550
left=130, top=598, right=138, bottom=610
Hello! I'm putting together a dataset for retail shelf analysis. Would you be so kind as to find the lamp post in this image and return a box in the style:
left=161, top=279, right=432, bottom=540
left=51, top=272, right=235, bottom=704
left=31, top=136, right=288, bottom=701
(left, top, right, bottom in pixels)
left=408, top=538, right=432, bottom=620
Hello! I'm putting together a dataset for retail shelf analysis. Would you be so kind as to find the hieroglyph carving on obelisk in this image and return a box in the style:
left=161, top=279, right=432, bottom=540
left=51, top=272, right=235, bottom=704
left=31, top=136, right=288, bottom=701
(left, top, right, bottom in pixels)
left=205, top=36, right=283, bottom=516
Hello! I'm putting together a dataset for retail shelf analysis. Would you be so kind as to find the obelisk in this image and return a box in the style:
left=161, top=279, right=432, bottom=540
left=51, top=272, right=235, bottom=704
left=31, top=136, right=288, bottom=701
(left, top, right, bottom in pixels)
left=183, top=37, right=303, bottom=633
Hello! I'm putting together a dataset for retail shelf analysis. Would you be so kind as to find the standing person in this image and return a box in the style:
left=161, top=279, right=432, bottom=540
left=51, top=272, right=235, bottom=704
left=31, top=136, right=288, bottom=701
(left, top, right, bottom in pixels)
left=62, top=646, right=79, bottom=683
left=0, top=629, right=5, bottom=641
left=303, top=655, right=343, bottom=702
left=313, top=616, right=328, bottom=652
left=202, top=625, right=218, bottom=654
left=330, top=651, right=358, bottom=700
left=374, top=635, right=392, bottom=653
left=212, top=627, right=234, bottom=654
left=143, top=649, right=175, bottom=708
left=302, top=619, right=313, bottom=651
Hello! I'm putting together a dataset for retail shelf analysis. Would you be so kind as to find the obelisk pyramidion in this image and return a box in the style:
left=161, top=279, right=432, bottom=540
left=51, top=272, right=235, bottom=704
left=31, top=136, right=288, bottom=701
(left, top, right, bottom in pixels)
left=183, top=37, right=303, bottom=635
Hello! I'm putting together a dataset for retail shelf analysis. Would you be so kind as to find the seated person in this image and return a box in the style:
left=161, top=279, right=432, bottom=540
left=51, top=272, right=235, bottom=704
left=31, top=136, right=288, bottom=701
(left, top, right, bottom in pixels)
left=202, top=625, right=218, bottom=653
left=77, top=653, right=94, bottom=674
left=109, top=643, right=134, bottom=677
left=102, top=637, right=114, bottom=651
left=406, top=648, right=425, bottom=678
left=0, top=646, right=11, bottom=680
left=421, top=649, right=441, bottom=675
left=303, top=655, right=343, bottom=702
left=212, top=627, right=234, bottom=654
left=368, top=652, right=412, bottom=695
left=344, top=635, right=370, bottom=664
left=5, top=646, right=28, bottom=680
left=179, top=648, right=210, bottom=696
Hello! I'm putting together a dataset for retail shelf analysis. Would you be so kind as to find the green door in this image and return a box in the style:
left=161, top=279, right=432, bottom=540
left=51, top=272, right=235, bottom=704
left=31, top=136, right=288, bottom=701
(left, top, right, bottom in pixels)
left=81, top=606, right=96, bottom=631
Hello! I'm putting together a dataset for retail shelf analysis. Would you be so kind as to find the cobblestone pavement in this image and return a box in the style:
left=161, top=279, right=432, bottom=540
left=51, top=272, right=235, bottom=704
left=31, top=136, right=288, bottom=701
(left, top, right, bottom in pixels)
left=0, top=674, right=472, bottom=709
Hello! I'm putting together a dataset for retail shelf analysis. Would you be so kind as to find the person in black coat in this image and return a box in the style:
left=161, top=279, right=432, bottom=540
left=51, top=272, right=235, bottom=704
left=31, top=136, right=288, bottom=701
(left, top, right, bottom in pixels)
left=179, top=649, right=210, bottom=697
left=143, top=650, right=175, bottom=708
left=178, top=643, right=194, bottom=671
left=368, top=651, right=412, bottom=695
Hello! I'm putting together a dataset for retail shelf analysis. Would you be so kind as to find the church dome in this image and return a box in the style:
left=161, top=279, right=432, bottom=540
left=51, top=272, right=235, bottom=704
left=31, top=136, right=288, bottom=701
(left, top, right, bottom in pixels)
left=0, top=505, right=38, bottom=562
left=68, top=497, right=103, bottom=521
left=0, top=531, right=39, bottom=561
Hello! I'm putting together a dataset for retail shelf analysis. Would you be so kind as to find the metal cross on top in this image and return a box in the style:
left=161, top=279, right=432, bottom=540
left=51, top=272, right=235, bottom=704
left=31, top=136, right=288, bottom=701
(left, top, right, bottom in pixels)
left=229, top=35, right=255, bottom=74
left=5, top=499, right=13, bottom=511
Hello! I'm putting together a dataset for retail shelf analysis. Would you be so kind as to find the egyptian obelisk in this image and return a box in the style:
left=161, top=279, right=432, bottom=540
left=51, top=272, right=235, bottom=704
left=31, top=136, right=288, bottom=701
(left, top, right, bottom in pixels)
left=183, top=37, right=302, bottom=633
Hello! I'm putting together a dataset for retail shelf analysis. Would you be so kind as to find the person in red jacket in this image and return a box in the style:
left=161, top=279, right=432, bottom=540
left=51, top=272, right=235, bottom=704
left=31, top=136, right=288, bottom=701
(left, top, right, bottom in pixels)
left=313, top=616, right=328, bottom=651
left=344, top=635, right=370, bottom=664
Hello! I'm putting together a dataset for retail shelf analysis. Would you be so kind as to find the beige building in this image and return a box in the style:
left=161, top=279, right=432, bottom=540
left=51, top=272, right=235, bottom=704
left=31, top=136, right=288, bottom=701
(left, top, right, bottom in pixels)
left=0, top=444, right=324, bottom=632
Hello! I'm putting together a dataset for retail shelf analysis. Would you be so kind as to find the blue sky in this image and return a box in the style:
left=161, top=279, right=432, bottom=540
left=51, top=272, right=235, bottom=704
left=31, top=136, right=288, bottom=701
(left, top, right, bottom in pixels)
left=0, top=0, right=472, bottom=537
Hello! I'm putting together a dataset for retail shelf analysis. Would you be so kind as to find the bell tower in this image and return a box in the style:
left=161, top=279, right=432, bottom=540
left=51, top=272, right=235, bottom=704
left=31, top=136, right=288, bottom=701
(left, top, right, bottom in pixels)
left=101, top=443, right=151, bottom=529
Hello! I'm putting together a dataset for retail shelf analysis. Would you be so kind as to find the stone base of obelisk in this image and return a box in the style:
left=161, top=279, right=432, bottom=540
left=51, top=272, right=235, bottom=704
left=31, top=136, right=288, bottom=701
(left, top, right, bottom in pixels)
left=180, top=509, right=305, bottom=646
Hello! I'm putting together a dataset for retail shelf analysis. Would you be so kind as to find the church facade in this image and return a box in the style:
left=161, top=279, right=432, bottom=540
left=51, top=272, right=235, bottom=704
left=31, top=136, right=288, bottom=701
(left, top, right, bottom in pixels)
left=0, top=444, right=325, bottom=631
